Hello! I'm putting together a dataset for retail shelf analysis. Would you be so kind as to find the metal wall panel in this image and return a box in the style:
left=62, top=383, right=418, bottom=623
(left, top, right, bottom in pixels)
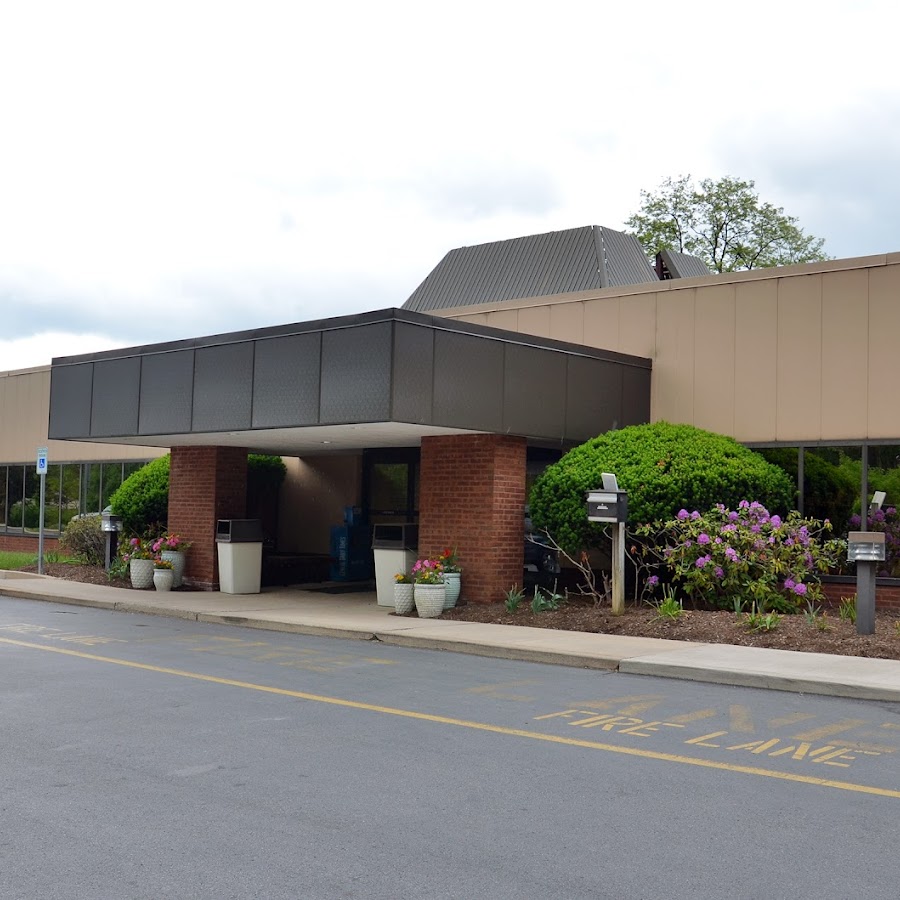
left=252, top=332, right=322, bottom=428
left=503, top=344, right=567, bottom=439
left=139, top=350, right=195, bottom=435
left=565, top=357, right=625, bottom=441
left=192, top=344, right=254, bottom=432
left=90, top=357, right=141, bottom=437
left=320, top=322, right=391, bottom=423
left=433, top=332, right=503, bottom=431
left=391, top=322, right=434, bottom=425
left=622, top=366, right=652, bottom=426
left=48, top=363, right=93, bottom=439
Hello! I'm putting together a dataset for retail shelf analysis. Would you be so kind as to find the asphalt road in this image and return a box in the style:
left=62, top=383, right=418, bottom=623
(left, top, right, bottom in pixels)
left=1, top=596, right=899, bottom=900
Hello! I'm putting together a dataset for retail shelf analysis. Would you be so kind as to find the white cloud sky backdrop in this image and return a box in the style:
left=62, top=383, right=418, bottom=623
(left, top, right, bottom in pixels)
left=2, top=0, right=899, bottom=370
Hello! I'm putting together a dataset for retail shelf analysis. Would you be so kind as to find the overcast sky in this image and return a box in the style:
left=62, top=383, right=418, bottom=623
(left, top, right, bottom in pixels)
left=2, top=0, right=898, bottom=371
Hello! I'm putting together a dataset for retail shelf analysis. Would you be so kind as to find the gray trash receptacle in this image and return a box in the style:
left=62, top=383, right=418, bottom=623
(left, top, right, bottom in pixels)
left=215, top=519, right=263, bottom=594
left=372, top=523, right=418, bottom=607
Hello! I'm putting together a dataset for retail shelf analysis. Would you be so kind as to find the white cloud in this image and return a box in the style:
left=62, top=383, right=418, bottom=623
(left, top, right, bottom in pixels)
left=0, top=333, right=124, bottom=371
left=2, top=0, right=899, bottom=370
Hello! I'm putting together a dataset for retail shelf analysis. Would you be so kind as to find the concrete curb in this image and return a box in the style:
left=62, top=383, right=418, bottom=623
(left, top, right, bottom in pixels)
left=3, top=581, right=900, bottom=701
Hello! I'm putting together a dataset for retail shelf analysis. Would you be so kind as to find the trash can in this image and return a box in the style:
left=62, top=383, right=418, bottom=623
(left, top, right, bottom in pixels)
left=372, top=523, right=418, bottom=607
left=215, top=519, right=263, bottom=594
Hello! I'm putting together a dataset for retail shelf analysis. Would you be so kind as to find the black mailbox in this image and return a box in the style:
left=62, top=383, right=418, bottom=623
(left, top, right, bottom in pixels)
left=215, top=519, right=263, bottom=543
left=586, top=489, right=628, bottom=524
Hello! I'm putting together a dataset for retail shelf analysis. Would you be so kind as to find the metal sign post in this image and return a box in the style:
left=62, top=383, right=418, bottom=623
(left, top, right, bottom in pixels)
left=586, top=473, right=628, bottom=616
left=848, top=531, right=885, bottom=635
left=36, top=447, right=48, bottom=575
left=611, top=521, right=625, bottom=616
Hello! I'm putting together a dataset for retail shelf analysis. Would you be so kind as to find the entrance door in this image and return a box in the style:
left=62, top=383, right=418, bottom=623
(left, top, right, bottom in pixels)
left=362, top=449, right=419, bottom=525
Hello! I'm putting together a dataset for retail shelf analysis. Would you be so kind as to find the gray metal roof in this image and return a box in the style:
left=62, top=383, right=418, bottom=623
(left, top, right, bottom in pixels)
left=403, top=226, right=659, bottom=313
left=656, top=248, right=710, bottom=279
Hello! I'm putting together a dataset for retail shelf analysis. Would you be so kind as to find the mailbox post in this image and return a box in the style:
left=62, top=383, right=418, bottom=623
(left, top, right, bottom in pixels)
left=847, top=531, right=885, bottom=635
left=586, top=476, right=629, bottom=616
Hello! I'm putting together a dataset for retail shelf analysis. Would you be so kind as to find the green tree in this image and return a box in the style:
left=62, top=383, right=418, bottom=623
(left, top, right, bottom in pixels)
left=625, top=175, right=829, bottom=273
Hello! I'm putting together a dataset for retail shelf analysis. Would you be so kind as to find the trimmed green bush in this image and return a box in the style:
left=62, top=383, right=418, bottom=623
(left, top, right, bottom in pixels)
left=59, top=514, right=105, bottom=566
left=529, top=422, right=794, bottom=553
left=109, top=455, right=171, bottom=536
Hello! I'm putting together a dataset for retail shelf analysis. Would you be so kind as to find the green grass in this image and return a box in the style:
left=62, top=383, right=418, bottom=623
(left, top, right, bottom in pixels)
left=0, top=551, right=39, bottom=570
left=0, top=550, right=80, bottom=570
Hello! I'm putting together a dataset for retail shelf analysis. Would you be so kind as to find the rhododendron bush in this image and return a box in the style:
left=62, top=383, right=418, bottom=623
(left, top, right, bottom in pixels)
left=637, top=502, right=846, bottom=613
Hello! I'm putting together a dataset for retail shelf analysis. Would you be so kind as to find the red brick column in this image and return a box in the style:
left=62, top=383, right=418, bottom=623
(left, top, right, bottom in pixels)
left=168, top=446, right=248, bottom=590
left=419, top=434, right=526, bottom=604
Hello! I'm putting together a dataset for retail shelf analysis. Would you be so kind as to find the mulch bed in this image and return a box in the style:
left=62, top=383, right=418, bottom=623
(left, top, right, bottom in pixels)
left=441, top=597, right=900, bottom=660
left=17, top=563, right=199, bottom=591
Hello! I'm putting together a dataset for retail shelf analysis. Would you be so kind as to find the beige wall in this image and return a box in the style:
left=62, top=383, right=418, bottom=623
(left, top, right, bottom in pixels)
left=278, top=454, right=362, bottom=554
left=0, top=367, right=165, bottom=463
left=441, top=252, right=900, bottom=444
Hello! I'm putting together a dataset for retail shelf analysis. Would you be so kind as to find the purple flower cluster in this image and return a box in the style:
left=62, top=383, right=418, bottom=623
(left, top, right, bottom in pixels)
left=643, top=500, right=845, bottom=613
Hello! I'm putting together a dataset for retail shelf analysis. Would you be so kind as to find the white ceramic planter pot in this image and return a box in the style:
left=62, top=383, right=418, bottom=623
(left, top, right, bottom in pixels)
left=414, top=583, right=446, bottom=618
left=160, top=550, right=185, bottom=588
left=393, top=583, right=415, bottom=614
left=153, top=569, right=174, bottom=592
left=130, top=558, right=155, bottom=590
left=442, top=572, right=461, bottom=608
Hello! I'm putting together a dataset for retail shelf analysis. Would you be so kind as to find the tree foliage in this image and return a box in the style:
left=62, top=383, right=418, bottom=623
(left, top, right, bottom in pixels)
left=625, top=175, right=828, bottom=273
left=529, top=422, right=794, bottom=554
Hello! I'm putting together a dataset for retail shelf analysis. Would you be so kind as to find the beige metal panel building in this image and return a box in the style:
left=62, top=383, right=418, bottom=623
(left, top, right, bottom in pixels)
left=435, top=252, right=900, bottom=444
left=0, top=366, right=165, bottom=463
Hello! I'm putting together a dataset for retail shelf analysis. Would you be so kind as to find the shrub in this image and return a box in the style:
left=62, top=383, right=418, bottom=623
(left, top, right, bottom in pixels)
left=110, top=453, right=286, bottom=538
left=638, top=502, right=846, bottom=613
left=109, top=455, right=170, bottom=536
left=59, top=514, right=105, bottom=566
left=529, top=422, right=794, bottom=553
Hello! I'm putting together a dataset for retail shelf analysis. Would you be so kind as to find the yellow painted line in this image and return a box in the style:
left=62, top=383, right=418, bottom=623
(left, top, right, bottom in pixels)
left=768, top=712, right=817, bottom=728
left=667, top=708, right=718, bottom=725
left=729, top=704, right=755, bottom=734
left=3, top=635, right=899, bottom=801
left=792, top=719, right=869, bottom=742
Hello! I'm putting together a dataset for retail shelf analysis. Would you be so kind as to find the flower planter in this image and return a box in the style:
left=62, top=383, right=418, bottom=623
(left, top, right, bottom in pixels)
left=129, top=558, right=155, bottom=590
left=161, top=550, right=185, bottom=588
left=441, top=572, right=461, bottom=608
left=393, top=582, right=415, bottom=614
left=414, top=583, right=446, bottom=618
left=153, top=569, right=174, bottom=592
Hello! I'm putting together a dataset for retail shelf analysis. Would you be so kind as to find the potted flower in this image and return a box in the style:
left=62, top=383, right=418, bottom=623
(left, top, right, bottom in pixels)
left=151, top=533, right=191, bottom=588
left=438, top=547, right=462, bottom=609
left=411, top=558, right=446, bottom=618
left=153, top=557, right=175, bottom=592
left=122, top=537, right=156, bottom=589
left=393, top=571, right=415, bottom=615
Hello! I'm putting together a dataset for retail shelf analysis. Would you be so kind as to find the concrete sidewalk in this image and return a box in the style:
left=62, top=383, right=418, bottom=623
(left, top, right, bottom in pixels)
left=2, top=570, right=899, bottom=702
